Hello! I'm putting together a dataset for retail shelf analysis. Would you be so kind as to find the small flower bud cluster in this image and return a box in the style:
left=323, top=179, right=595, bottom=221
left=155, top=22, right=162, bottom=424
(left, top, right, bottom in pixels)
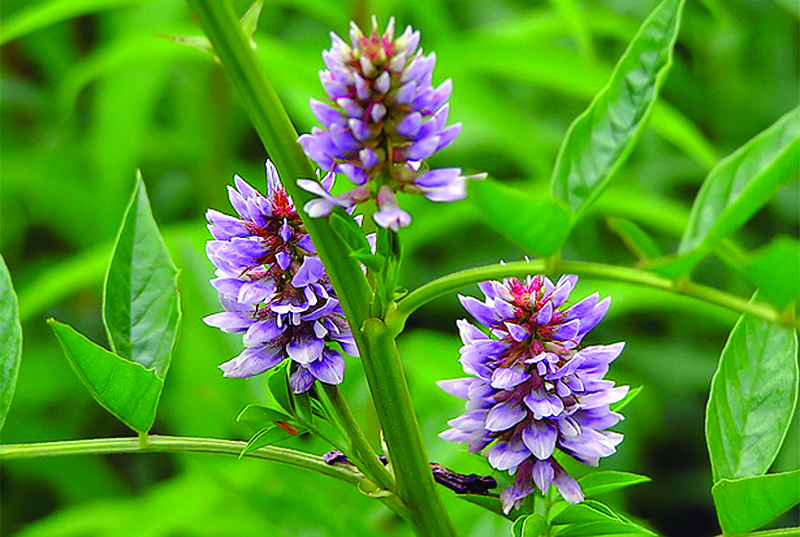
left=204, top=161, right=357, bottom=393
left=298, top=17, right=481, bottom=230
left=439, top=274, right=628, bottom=512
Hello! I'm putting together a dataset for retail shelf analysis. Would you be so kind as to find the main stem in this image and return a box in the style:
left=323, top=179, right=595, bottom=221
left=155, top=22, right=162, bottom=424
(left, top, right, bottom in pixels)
left=361, top=318, right=458, bottom=537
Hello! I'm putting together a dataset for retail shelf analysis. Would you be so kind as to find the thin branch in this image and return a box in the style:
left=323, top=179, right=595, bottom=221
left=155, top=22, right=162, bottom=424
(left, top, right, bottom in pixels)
left=390, top=259, right=796, bottom=332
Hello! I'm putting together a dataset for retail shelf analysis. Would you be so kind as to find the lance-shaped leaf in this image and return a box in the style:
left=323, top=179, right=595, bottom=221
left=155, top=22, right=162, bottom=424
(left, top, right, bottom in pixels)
left=706, top=307, right=799, bottom=481
left=0, top=255, right=22, bottom=432
left=103, top=173, right=180, bottom=379
left=680, top=107, right=800, bottom=254
left=712, top=470, right=800, bottom=534
left=470, top=179, right=572, bottom=256
left=48, top=320, right=163, bottom=433
left=606, top=217, right=663, bottom=261
left=578, top=471, right=651, bottom=497
left=551, top=0, right=686, bottom=215
left=741, top=236, right=800, bottom=309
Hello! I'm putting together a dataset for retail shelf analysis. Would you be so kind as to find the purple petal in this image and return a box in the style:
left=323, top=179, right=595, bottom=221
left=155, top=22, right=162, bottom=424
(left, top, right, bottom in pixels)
left=437, top=378, right=476, bottom=399
left=435, top=123, right=461, bottom=151
left=204, top=312, right=252, bottom=333
left=308, top=349, right=345, bottom=385
left=577, top=386, right=629, bottom=409
left=292, top=256, right=325, bottom=287
left=397, top=112, right=422, bottom=138
left=532, top=459, right=555, bottom=493
left=504, top=322, right=529, bottom=342
left=457, top=319, right=488, bottom=344
left=552, top=319, right=580, bottom=341
left=523, top=388, right=565, bottom=420
left=219, top=345, right=283, bottom=378
left=287, top=336, right=325, bottom=365
left=577, top=297, right=611, bottom=337
left=490, top=367, right=530, bottom=389
left=536, top=301, right=553, bottom=325
left=487, top=441, right=529, bottom=471
left=485, top=402, right=527, bottom=431
left=310, top=98, right=345, bottom=127
left=276, top=251, right=292, bottom=271
left=290, top=366, right=315, bottom=393
left=206, top=210, right=247, bottom=240
left=373, top=206, right=411, bottom=230
left=522, top=420, right=558, bottom=460
left=243, top=320, right=286, bottom=347
left=459, top=295, right=497, bottom=327
left=553, top=469, right=584, bottom=504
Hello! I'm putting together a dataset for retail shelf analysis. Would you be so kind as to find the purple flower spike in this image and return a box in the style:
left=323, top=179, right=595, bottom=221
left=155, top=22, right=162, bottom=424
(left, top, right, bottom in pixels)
left=204, top=161, right=357, bottom=392
left=298, top=16, right=485, bottom=229
left=439, top=273, right=628, bottom=511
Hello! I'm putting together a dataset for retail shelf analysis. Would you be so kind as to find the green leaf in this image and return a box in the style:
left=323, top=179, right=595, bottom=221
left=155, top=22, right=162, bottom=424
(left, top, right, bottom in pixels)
left=0, top=0, right=148, bottom=46
left=551, top=521, right=654, bottom=536
left=239, top=0, right=265, bottom=42
left=611, top=385, right=642, bottom=412
left=522, top=514, right=547, bottom=537
left=712, top=470, right=800, bottom=534
left=165, top=0, right=265, bottom=57
left=470, top=179, right=572, bottom=256
left=606, top=217, right=662, bottom=260
left=641, top=250, right=705, bottom=279
left=0, top=255, right=22, bottom=432
left=705, top=307, right=799, bottom=481
left=236, top=404, right=292, bottom=425
left=329, top=211, right=386, bottom=272
left=512, top=515, right=526, bottom=537
left=742, top=236, right=800, bottom=309
left=578, top=471, right=651, bottom=497
left=267, top=362, right=294, bottom=415
left=459, top=495, right=513, bottom=521
left=103, top=173, right=180, bottom=379
left=551, top=500, right=655, bottom=536
left=294, top=391, right=314, bottom=424
left=680, top=107, right=800, bottom=254
left=239, top=426, right=295, bottom=458
left=551, top=0, right=686, bottom=215
left=552, top=500, right=616, bottom=524
left=48, top=320, right=163, bottom=433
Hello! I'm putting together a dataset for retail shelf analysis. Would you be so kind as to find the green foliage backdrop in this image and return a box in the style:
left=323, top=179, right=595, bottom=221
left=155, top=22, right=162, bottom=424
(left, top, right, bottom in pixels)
left=1, top=0, right=797, bottom=535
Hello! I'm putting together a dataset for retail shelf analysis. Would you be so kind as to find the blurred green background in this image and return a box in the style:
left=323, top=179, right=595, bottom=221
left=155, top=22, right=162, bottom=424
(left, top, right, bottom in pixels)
left=1, top=0, right=798, bottom=535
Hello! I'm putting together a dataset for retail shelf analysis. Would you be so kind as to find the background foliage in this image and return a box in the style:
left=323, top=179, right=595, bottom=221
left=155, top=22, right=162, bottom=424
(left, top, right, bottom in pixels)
left=1, top=0, right=797, bottom=535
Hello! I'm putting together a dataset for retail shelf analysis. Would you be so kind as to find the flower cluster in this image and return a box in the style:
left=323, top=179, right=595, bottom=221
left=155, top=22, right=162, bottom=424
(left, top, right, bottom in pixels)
left=297, top=17, right=480, bottom=230
left=438, top=274, right=628, bottom=512
left=204, top=161, right=357, bottom=393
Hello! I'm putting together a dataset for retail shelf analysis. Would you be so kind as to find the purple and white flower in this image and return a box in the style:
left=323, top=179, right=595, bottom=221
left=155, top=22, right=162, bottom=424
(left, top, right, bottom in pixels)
left=204, top=160, right=357, bottom=392
left=298, top=17, right=484, bottom=229
left=439, top=274, right=628, bottom=512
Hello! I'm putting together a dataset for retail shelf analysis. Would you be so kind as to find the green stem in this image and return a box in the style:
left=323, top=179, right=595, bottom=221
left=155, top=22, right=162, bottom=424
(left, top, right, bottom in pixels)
left=322, top=384, right=396, bottom=492
left=389, top=259, right=796, bottom=333
left=0, top=435, right=361, bottom=484
left=361, top=318, right=458, bottom=537
left=0, top=435, right=407, bottom=515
